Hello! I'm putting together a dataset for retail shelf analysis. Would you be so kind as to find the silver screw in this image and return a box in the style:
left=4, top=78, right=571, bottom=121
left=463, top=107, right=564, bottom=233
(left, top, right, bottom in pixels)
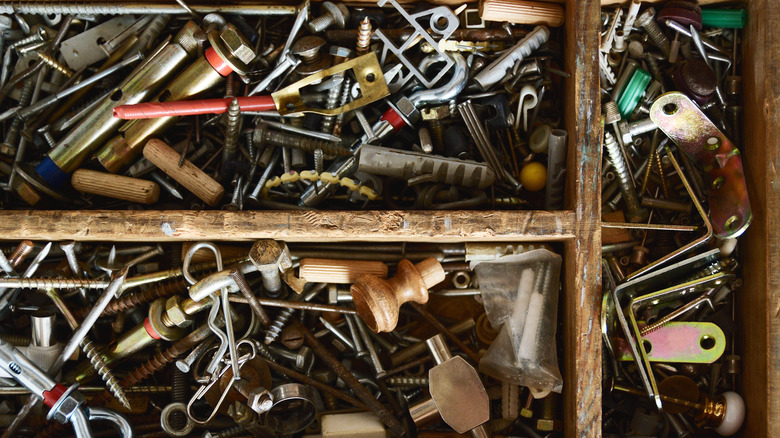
left=307, top=1, right=349, bottom=33
left=222, top=98, right=241, bottom=164
left=269, top=345, right=314, bottom=372
left=604, top=131, right=648, bottom=222
left=636, top=8, right=671, bottom=58
left=83, top=339, right=131, bottom=409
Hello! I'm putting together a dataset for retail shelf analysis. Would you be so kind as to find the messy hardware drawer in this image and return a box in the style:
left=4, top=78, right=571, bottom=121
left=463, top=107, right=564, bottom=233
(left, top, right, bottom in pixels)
left=596, top=0, right=779, bottom=437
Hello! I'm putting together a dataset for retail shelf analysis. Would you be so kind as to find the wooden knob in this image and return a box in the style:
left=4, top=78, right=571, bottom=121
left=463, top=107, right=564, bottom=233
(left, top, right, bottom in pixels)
left=479, top=0, right=565, bottom=27
left=351, top=258, right=445, bottom=333
left=71, top=169, right=159, bottom=204
left=143, top=138, right=224, bottom=206
left=299, top=258, right=388, bottom=284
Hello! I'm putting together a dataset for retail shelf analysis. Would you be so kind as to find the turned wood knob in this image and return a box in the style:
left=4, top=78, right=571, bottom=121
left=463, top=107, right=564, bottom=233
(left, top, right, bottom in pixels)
left=351, top=258, right=445, bottom=333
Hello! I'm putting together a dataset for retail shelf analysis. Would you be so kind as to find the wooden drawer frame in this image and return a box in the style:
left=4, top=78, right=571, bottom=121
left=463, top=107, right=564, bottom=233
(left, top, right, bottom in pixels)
left=0, top=0, right=776, bottom=436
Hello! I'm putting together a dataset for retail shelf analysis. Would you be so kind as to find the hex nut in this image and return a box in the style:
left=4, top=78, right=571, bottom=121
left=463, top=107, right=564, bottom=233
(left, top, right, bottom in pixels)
left=165, top=296, right=191, bottom=328
left=420, top=106, right=451, bottom=121
left=247, top=387, right=274, bottom=414
left=219, top=25, right=255, bottom=65
left=329, top=45, right=353, bottom=59
left=47, top=390, right=85, bottom=424
left=294, top=346, right=314, bottom=371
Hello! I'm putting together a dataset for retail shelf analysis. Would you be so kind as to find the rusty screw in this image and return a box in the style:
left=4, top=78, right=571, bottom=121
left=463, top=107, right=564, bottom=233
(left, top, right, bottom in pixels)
left=280, top=325, right=305, bottom=350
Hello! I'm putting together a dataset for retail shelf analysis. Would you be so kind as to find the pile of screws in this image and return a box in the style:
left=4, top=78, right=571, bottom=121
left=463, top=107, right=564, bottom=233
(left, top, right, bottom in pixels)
left=0, top=239, right=565, bottom=437
left=0, top=2, right=568, bottom=211
left=600, top=1, right=748, bottom=436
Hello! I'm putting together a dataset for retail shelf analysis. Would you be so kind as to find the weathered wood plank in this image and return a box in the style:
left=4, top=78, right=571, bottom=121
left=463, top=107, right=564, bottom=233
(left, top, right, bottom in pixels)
left=564, top=0, right=602, bottom=437
left=0, top=210, right=575, bottom=242
left=741, top=0, right=779, bottom=436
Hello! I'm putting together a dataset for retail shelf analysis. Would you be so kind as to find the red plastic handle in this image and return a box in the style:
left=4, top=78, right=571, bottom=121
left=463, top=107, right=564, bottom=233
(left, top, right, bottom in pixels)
left=113, top=95, right=277, bottom=119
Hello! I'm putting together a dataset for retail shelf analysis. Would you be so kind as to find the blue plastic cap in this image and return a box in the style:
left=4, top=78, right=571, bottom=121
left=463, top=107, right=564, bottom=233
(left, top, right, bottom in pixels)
left=35, top=157, right=70, bottom=187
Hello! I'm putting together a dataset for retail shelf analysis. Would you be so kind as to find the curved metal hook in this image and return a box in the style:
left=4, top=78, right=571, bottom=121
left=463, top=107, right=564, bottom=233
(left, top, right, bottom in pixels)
left=182, top=242, right=224, bottom=285
left=408, top=52, right=468, bottom=107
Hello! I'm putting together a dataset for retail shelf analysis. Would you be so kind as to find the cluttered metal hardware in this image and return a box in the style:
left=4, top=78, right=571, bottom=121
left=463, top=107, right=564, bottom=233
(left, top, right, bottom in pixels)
left=0, top=1, right=569, bottom=211
left=600, top=2, right=748, bottom=436
left=0, top=239, right=565, bottom=437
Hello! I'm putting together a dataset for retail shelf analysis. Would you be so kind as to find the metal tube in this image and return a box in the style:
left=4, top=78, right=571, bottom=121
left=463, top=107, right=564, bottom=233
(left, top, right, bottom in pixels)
left=30, top=311, right=55, bottom=347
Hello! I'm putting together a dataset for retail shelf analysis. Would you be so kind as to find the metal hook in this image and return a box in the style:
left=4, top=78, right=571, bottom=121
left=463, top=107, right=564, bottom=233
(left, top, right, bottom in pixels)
left=182, top=243, right=241, bottom=380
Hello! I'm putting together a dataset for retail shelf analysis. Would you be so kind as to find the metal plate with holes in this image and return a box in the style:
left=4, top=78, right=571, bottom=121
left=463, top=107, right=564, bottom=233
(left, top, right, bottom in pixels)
left=650, top=92, right=752, bottom=239
left=374, top=0, right=458, bottom=89
left=615, top=322, right=726, bottom=363
left=272, top=53, right=389, bottom=116
left=60, top=16, right=135, bottom=70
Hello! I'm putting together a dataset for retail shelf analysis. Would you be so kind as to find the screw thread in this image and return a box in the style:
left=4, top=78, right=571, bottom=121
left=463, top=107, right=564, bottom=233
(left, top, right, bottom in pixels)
left=3, top=79, right=34, bottom=147
left=74, top=279, right=186, bottom=318
left=356, top=17, right=372, bottom=54
left=35, top=52, right=74, bottom=77
left=123, top=344, right=180, bottom=387
left=223, top=98, right=241, bottom=159
left=255, top=342, right=277, bottom=361
left=604, top=131, right=645, bottom=221
left=641, top=20, right=671, bottom=58
left=9, top=33, right=45, bottom=50
left=313, top=148, right=324, bottom=174
left=0, top=277, right=108, bottom=290
left=320, top=76, right=343, bottom=133
left=256, top=128, right=350, bottom=156
left=644, top=55, right=663, bottom=81
left=264, top=307, right=295, bottom=345
left=170, top=368, right=188, bottom=430
left=428, top=120, right=445, bottom=150
left=83, top=339, right=131, bottom=409
left=308, top=14, right=334, bottom=34
left=386, top=376, right=429, bottom=387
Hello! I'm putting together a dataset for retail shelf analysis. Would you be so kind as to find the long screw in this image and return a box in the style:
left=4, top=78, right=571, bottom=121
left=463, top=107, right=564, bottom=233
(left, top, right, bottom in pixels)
left=254, top=125, right=351, bottom=156
left=356, top=17, right=372, bottom=55
left=604, top=131, right=648, bottom=222
left=222, top=98, right=241, bottom=165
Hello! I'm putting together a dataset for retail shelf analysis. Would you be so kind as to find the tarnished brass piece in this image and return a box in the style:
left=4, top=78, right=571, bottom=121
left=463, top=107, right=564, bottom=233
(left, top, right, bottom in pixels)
left=272, top=52, right=389, bottom=116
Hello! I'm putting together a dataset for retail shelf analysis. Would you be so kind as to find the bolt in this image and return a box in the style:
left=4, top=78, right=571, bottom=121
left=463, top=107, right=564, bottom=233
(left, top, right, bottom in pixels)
left=248, top=239, right=292, bottom=295
left=82, top=339, right=131, bottom=410
left=536, top=394, right=561, bottom=431
left=307, top=1, right=350, bottom=33
left=8, top=240, right=34, bottom=268
left=603, top=131, right=648, bottom=222
left=0, top=78, right=34, bottom=154
left=636, top=8, right=671, bottom=58
left=246, top=387, right=274, bottom=414
left=269, top=345, right=314, bottom=372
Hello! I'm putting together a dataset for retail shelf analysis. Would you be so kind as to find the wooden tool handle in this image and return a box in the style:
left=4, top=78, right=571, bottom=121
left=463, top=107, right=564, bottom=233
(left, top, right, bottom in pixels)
left=351, top=258, right=445, bottom=333
left=299, top=258, right=388, bottom=284
left=71, top=169, right=159, bottom=204
left=479, top=0, right=565, bottom=27
left=143, top=138, right=224, bottom=207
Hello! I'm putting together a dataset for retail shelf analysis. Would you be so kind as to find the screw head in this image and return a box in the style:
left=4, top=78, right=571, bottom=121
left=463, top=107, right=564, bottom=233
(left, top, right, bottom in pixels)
left=249, top=240, right=292, bottom=271
left=280, top=325, right=305, bottom=350
left=321, top=2, right=350, bottom=29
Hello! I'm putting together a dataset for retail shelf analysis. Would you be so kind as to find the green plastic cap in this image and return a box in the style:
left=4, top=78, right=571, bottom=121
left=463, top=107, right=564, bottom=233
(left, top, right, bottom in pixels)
left=702, top=9, right=747, bottom=29
left=617, top=69, right=651, bottom=119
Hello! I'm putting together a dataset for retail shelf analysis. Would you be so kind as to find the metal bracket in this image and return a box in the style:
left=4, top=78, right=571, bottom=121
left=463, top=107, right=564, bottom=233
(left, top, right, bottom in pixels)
left=373, top=0, right=458, bottom=89
left=650, top=92, right=752, bottom=239
left=616, top=321, right=726, bottom=363
left=272, top=52, right=389, bottom=116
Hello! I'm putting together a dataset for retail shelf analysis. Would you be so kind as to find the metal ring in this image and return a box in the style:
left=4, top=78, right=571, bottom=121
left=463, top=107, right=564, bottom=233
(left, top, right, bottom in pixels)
left=451, top=271, right=472, bottom=289
left=160, top=402, right=194, bottom=437
left=264, top=383, right=318, bottom=435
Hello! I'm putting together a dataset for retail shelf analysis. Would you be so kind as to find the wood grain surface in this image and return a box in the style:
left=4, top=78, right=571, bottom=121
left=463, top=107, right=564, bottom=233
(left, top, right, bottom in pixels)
left=740, top=0, right=778, bottom=436
left=0, top=210, right=575, bottom=242
left=564, top=0, right=602, bottom=436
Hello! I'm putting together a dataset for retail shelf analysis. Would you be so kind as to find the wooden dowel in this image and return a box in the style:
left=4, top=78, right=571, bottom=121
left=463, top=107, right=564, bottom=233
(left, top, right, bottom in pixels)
left=71, top=169, right=159, bottom=204
left=299, top=258, right=388, bottom=284
left=142, top=138, right=224, bottom=207
left=479, top=0, right=565, bottom=27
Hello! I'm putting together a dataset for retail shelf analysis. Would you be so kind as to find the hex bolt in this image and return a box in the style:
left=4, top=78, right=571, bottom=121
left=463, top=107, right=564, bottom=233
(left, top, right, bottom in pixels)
left=269, top=345, right=314, bottom=373
left=307, top=1, right=350, bottom=33
left=636, top=8, right=671, bottom=58
left=248, top=239, right=291, bottom=295
left=253, top=125, right=351, bottom=156
left=603, top=131, right=648, bottom=222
